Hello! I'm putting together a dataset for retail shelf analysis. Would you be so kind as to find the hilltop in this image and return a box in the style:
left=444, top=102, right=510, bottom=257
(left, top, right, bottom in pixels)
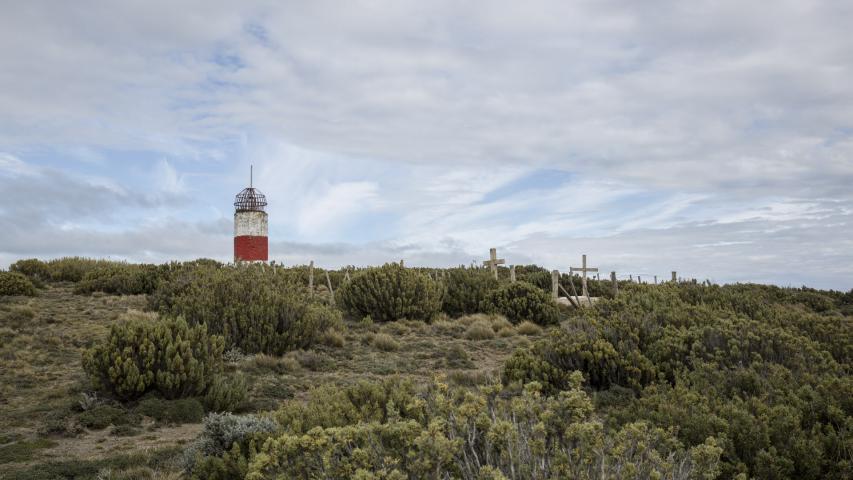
left=0, top=258, right=850, bottom=479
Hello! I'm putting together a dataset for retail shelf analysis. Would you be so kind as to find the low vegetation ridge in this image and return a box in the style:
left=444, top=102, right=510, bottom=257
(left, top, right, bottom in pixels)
left=0, top=257, right=850, bottom=479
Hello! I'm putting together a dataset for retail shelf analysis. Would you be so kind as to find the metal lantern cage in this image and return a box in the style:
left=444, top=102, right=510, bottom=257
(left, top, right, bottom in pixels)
left=234, top=187, right=267, bottom=212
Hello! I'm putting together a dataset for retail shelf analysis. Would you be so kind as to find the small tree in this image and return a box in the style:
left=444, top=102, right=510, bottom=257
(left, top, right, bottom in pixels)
left=0, top=271, right=37, bottom=296
left=486, top=281, right=560, bottom=326
left=338, top=263, right=443, bottom=322
left=441, top=268, right=499, bottom=317
left=82, top=311, right=225, bottom=400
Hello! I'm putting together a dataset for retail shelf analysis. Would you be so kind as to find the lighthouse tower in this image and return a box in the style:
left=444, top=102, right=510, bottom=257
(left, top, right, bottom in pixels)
left=233, top=166, right=268, bottom=262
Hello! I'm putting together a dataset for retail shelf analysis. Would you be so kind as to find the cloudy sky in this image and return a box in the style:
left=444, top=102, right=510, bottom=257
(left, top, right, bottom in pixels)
left=1, top=1, right=851, bottom=289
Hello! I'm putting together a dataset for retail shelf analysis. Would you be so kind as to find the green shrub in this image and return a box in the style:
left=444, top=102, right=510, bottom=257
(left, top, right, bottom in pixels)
left=503, top=328, right=656, bottom=392
left=74, top=263, right=163, bottom=295
left=45, top=257, right=111, bottom=282
left=519, top=269, right=553, bottom=292
left=486, top=281, right=560, bottom=325
left=203, top=374, right=247, bottom=413
left=234, top=378, right=722, bottom=480
left=372, top=333, right=400, bottom=351
left=82, top=311, right=225, bottom=400
left=0, top=272, right=37, bottom=296
left=9, top=258, right=51, bottom=282
left=150, top=264, right=340, bottom=354
left=337, top=263, right=443, bottom=322
left=441, top=268, right=499, bottom=316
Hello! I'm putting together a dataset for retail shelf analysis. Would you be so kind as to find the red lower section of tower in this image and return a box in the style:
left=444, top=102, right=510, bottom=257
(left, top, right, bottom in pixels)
left=234, top=236, right=268, bottom=262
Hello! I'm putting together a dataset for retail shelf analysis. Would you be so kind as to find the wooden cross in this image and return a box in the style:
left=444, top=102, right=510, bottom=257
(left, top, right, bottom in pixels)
left=482, top=247, right=505, bottom=280
left=569, top=254, right=598, bottom=298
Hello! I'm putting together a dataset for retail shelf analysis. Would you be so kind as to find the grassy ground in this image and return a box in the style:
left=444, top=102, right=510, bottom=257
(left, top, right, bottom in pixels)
left=0, top=285, right=540, bottom=479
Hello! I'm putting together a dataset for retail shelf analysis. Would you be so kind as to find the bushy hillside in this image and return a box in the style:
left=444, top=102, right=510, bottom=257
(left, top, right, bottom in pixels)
left=1, top=258, right=850, bottom=479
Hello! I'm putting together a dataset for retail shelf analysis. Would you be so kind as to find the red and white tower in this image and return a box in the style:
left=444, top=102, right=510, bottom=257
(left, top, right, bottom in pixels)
left=233, top=166, right=268, bottom=262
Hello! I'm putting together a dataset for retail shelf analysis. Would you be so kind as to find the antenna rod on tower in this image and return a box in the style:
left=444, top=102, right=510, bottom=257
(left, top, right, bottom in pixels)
left=250, top=165, right=253, bottom=188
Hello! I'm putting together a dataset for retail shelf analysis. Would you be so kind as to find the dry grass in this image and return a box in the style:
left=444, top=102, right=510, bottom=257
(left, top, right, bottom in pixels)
left=464, top=320, right=496, bottom=340
left=372, top=333, right=400, bottom=351
left=516, top=321, right=543, bottom=336
left=320, top=329, right=346, bottom=348
left=497, top=326, right=516, bottom=337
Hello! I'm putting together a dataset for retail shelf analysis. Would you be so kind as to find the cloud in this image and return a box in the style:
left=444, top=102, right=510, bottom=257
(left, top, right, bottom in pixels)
left=0, top=1, right=851, bottom=289
left=295, top=181, right=382, bottom=236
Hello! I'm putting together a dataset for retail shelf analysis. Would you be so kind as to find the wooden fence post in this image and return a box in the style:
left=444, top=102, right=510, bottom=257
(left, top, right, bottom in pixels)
left=551, top=270, right=559, bottom=300
left=611, top=271, right=618, bottom=297
left=325, top=271, right=334, bottom=305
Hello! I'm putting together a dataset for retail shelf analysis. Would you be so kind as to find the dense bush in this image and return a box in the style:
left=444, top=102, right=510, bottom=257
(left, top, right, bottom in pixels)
left=505, top=282, right=853, bottom=478
left=82, top=311, right=225, bottom=400
left=9, top=259, right=51, bottom=282
left=503, top=328, right=656, bottom=392
left=46, top=257, right=111, bottom=282
left=204, top=374, right=247, bottom=413
left=486, top=281, right=560, bottom=325
left=441, top=268, right=499, bottom=316
left=187, top=378, right=722, bottom=479
left=150, top=264, right=341, bottom=354
left=0, top=271, right=37, bottom=296
left=74, top=263, right=164, bottom=295
left=337, top=263, right=443, bottom=322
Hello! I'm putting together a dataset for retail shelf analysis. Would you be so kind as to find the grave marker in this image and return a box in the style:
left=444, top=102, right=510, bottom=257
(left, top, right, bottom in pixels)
left=482, top=248, right=506, bottom=280
left=309, top=260, right=314, bottom=297
left=510, top=265, right=516, bottom=283
left=570, top=254, right=598, bottom=298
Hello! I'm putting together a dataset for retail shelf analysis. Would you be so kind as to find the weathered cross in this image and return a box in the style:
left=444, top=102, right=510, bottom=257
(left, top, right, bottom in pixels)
left=482, top=247, right=505, bottom=280
left=570, top=254, right=598, bottom=298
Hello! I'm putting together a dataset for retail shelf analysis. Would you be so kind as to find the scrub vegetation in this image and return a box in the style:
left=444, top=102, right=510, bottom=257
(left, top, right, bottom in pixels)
left=1, top=257, right=850, bottom=479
